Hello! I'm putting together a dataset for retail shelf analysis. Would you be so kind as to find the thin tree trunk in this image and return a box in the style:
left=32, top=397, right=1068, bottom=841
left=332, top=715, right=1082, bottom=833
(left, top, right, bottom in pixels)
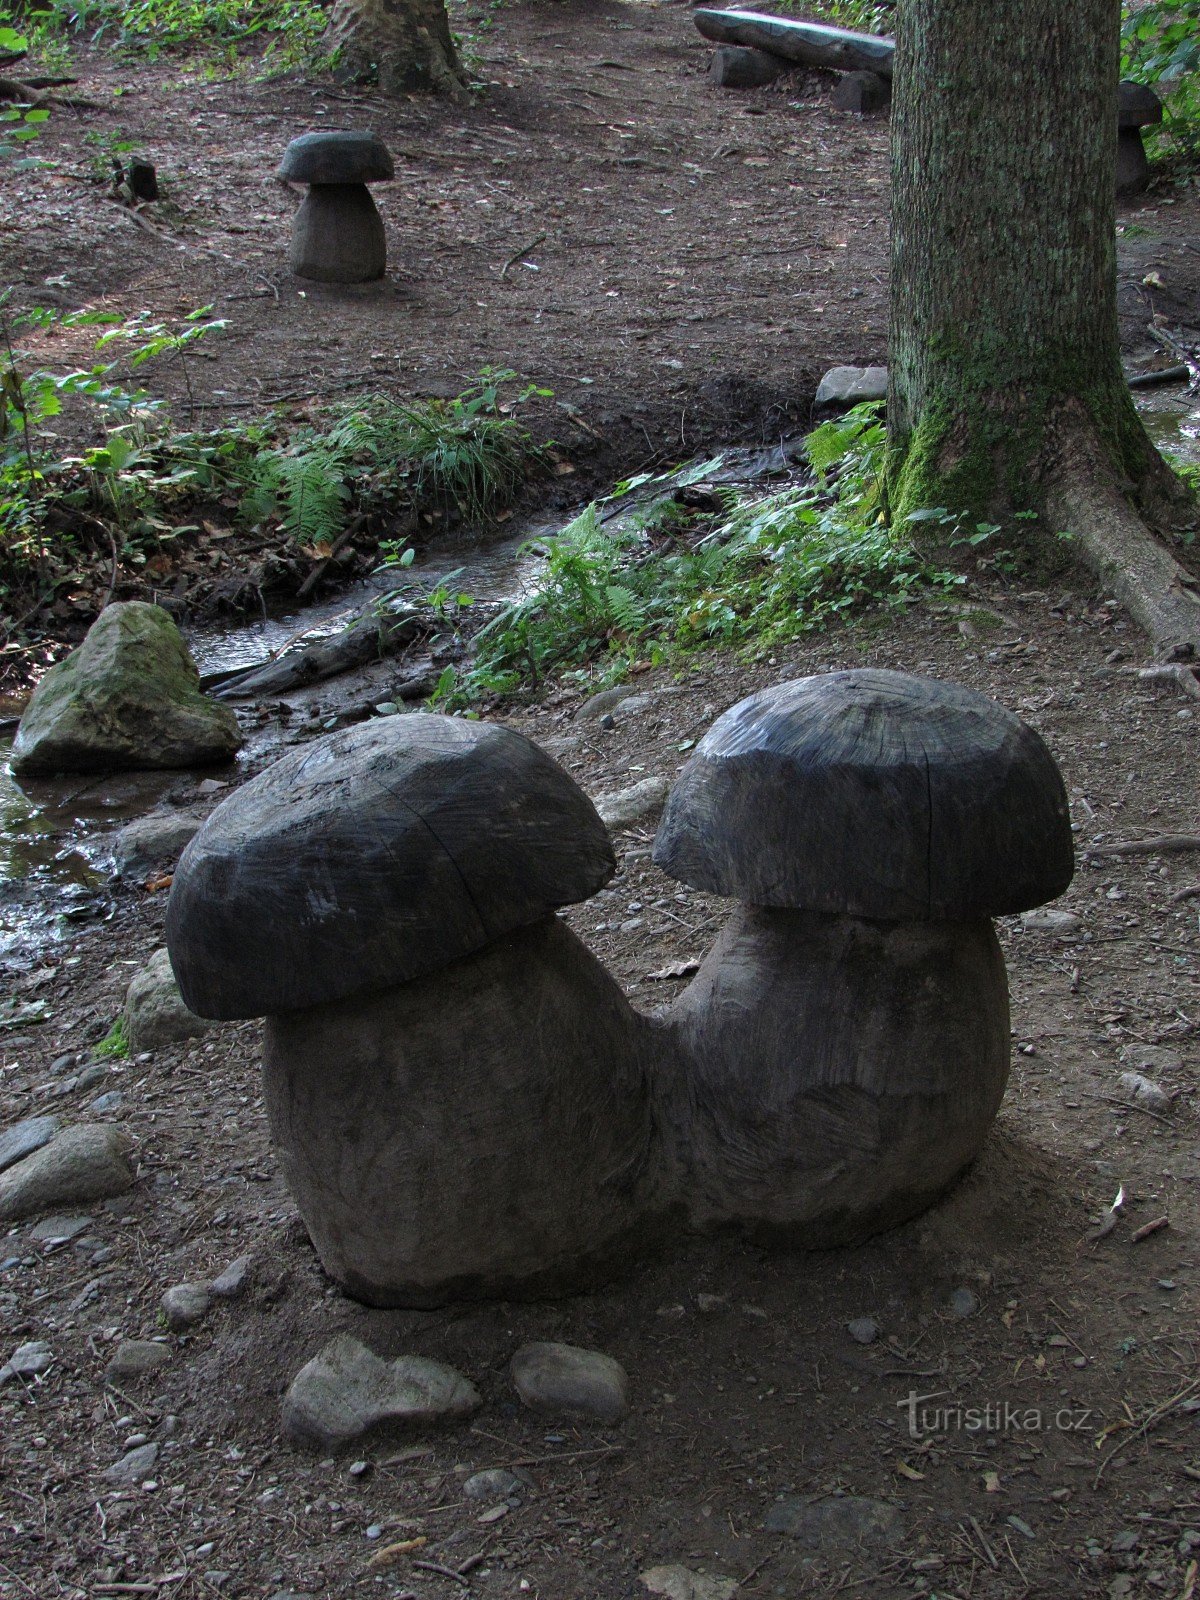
left=325, top=0, right=467, bottom=97
left=886, top=0, right=1199, bottom=651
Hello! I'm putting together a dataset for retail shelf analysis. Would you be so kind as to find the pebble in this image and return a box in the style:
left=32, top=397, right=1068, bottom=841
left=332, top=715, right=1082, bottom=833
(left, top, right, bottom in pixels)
left=0, top=1340, right=54, bottom=1383
left=281, top=1334, right=482, bottom=1450
left=0, top=1115, right=60, bottom=1176
left=594, top=776, right=671, bottom=831
left=75, top=1064, right=109, bottom=1092
left=90, top=1091, right=125, bottom=1115
left=641, top=1566, right=738, bottom=1600
left=102, top=1442, right=159, bottom=1485
left=106, top=1340, right=172, bottom=1380
left=765, top=1494, right=903, bottom=1548
left=1158, top=1279, right=1177, bottom=1292
left=0, top=1124, right=134, bottom=1223
left=847, top=1317, right=879, bottom=1345
left=1020, top=907, right=1081, bottom=936
left=464, top=1467, right=525, bottom=1501
left=510, top=1341, right=630, bottom=1424
left=209, top=1254, right=252, bottom=1298
left=1117, top=1071, right=1173, bottom=1113
left=30, top=1214, right=92, bottom=1244
left=949, top=1287, right=979, bottom=1319
left=161, top=1282, right=213, bottom=1331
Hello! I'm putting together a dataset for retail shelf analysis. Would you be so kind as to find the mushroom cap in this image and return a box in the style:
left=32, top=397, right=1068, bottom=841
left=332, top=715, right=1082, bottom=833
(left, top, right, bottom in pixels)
left=652, top=669, right=1073, bottom=920
left=1118, top=80, right=1163, bottom=129
left=165, top=715, right=615, bottom=1020
left=278, top=130, right=395, bottom=185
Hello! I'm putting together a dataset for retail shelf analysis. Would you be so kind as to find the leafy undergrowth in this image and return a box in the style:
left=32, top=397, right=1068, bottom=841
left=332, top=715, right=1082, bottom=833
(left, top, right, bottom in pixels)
left=0, top=301, right=551, bottom=650
left=424, top=404, right=962, bottom=708
left=1122, top=1, right=1200, bottom=176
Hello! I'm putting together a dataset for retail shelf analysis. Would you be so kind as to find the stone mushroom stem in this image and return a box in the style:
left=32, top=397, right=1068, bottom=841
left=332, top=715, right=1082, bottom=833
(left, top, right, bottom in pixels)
left=262, top=916, right=676, bottom=1308
left=290, top=184, right=387, bottom=283
left=662, top=906, right=1011, bottom=1244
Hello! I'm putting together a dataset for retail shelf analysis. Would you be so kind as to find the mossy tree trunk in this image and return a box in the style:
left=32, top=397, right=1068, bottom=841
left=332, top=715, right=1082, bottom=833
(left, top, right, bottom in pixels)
left=325, top=0, right=467, bottom=97
left=887, top=0, right=1200, bottom=651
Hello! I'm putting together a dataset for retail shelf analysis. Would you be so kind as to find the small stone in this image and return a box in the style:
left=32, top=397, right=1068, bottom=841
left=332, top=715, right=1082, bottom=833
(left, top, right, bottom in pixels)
left=765, top=1494, right=903, bottom=1548
left=695, top=1293, right=726, bottom=1313
left=106, top=1340, right=172, bottom=1381
left=1117, top=1071, right=1173, bottom=1113
left=348, top=1459, right=369, bottom=1477
left=464, top=1467, right=524, bottom=1501
left=510, top=1341, right=629, bottom=1424
left=90, top=1092, right=125, bottom=1115
left=281, top=1334, right=481, bottom=1451
left=641, top=1565, right=739, bottom=1600
left=1119, top=1042, right=1183, bottom=1076
left=0, top=1124, right=134, bottom=1223
left=0, top=1340, right=54, bottom=1383
left=1158, top=1279, right=1177, bottom=1291
left=847, top=1317, right=879, bottom=1345
left=0, top=1115, right=60, bottom=1175
left=102, top=1442, right=159, bottom=1485
left=113, top=812, right=205, bottom=880
left=1020, top=907, right=1081, bottom=936
left=124, top=1432, right=148, bottom=1449
left=209, top=1254, right=252, bottom=1298
left=365, top=1524, right=383, bottom=1539
left=814, top=365, right=888, bottom=410
left=595, top=776, right=671, bottom=831
left=161, top=1282, right=212, bottom=1330
left=29, top=1214, right=91, bottom=1244
left=75, top=1064, right=109, bottom=1092
left=125, top=948, right=213, bottom=1053
left=949, top=1287, right=979, bottom=1319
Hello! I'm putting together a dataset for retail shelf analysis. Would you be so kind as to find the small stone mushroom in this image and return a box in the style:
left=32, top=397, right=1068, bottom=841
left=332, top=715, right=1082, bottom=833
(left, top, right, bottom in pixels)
left=652, top=669, right=1073, bottom=1244
left=278, top=130, right=394, bottom=284
left=165, top=715, right=669, bottom=1307
left=1117, top=80, right=1163, bottom=198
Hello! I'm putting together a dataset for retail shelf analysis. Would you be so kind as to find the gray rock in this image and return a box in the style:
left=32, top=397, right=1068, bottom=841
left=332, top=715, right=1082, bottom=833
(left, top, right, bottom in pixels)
left=0, top=1125, right=134, bottom=1223
left=709, top=44, right=783, bottom=88
left=0, top=1115, right=60, bottom=1175
left=510, top=1341, right=629, bottom=1423
left=595, top=776, right=671, bottom=831
left=463, top=1467, right=525, bottom=1501
left=282, top=1334, right=482, bottom=1450
left=1020, top=907, right=1081, bottom=936
left=1117, top=1070, right=1173, bottom=1113
left=102, top=1442, right=159, bottom=1485
left=764, top=1494, right=903, bottom=1548
left=949, top=1286, right=979, bottom=1319
left=161, top=1282, right=212, bottom=1331
left=210, top=1254, right=252, bottom=1299
left=831, top=69, right=889, bottom=113
left=11, top=602, right=242, bottom=776
left=29, top=1214, right=92, bottom=1244
left=814, top=365, right=888, bottom=410
left=124, top=948, right=213, bottom=1053
left=76, top=1064, right=109, bottom=1092
left=847, top=1316, right=879, bottom=1345
left=106, top=1340, right=171, bottom=1381
left=90, top=1091, right=125, bottom=1115
left=641, top=1567, right=738, bottom=1600
left=113, top=811, right=205, bottom=880
left=0, top=1340, right=54, bottom=1383
left=1119, top=1043, right=1182, bottom=1077
left=576, top=685, right=681, bottom=724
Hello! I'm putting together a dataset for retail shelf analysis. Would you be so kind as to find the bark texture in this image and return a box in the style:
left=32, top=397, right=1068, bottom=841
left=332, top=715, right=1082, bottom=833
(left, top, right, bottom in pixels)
left=887, top=0, right=1198, bottom=652
left=324, top=0, right=466, bottom=97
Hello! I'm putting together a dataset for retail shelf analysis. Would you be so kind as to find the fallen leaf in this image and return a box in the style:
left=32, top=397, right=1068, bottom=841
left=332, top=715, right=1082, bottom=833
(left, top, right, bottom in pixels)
left=983, top=1471, right=1001, bottom=1493
left=365, top=1536, right=427, bottom=1569
left=646, top=958, right=701, bottom=982
left=896, top=1461, right=925, bottom=1481
left=143, top=873, right=173, bottom=893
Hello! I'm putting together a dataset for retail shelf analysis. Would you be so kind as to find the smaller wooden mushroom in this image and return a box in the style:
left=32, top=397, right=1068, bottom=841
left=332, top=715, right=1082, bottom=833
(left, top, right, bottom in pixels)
left=1117, top=81, right=1163, bottom=198
left=278, top=130, right=394, bottom=283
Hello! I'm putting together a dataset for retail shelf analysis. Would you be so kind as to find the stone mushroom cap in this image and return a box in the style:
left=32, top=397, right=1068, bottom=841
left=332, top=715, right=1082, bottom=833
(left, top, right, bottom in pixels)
left=652, top=669, right=1073, bottom=920
left=165, top=714, right=616, bottom=1020
left=1118, top=80, right=1163, bottom=129
left=278, top=130, right=395, bottom=185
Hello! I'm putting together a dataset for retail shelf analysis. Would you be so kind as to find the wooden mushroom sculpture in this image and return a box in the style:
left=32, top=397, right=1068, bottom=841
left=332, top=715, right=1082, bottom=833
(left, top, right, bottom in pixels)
left=165, top=717, right=667, bottom=1307
left=278, top=130, right=394, bottom=283
left=653, top=669, right=1074, bottom=1244
left=1117, top=81, right=1163, bottom=198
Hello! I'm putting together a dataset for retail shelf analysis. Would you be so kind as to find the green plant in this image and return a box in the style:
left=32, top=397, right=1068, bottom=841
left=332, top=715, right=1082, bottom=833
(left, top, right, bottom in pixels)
left=1122, top=1, right=1200, bottom=170
left=775, top=0, right=892, bottom=32
left=93, top=1015, right=129, bottom=1058
left=445, top=403, right=956, bottom=705
left=0, top=26, right=51, bottom=164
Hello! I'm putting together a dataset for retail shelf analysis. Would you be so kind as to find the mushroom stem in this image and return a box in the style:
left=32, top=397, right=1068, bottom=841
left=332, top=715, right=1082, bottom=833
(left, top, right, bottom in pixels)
left=664, top=906, right=1011, bottom=1244
left=290, top=183, right=387, bottom=283
left=262, top=916, right=676, bottom=1307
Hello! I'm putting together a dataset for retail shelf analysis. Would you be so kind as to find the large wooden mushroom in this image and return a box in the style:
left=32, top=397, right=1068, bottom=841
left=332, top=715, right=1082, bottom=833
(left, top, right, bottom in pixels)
left=653, top=669, right=1074, bottom=1244
left=165, top=717, right=668, bottom=1307
left=278, top=130, right=394, bottom=284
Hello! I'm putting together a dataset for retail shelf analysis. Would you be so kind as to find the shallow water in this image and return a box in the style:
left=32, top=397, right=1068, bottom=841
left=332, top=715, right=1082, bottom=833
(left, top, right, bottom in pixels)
left=1134, top=382, right=1200, bottom=472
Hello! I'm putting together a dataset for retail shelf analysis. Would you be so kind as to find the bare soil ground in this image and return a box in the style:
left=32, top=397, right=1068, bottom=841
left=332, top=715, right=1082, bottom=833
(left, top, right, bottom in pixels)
left=2, top=5, right=1200, bottom=1599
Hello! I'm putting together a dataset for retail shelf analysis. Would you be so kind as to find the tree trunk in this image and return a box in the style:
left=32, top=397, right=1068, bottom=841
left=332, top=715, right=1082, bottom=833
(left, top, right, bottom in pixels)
left=325, top=0, right=467, bottom=97
left=887, top=0, right=1200, bottom=653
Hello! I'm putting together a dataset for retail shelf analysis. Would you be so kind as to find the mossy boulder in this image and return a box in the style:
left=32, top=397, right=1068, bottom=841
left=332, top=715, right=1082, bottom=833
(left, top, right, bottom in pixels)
left=12, top=603, right=242, bottom=776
